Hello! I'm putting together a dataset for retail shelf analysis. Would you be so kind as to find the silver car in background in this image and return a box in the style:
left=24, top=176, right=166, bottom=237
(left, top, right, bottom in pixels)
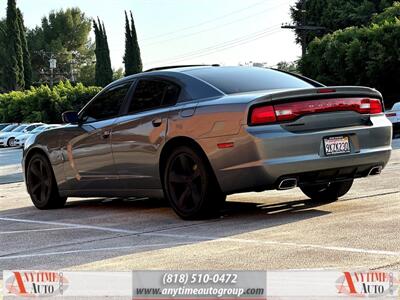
left=15, top=124, right=61, bottom=148
left=0, top=123, right=43, bottom=147
left=23, top=66, right=392, bottom=219
left=386, top=102, right=400, bottom=136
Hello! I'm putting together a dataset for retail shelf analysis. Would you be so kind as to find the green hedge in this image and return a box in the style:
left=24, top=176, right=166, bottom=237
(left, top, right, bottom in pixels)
left=299, top=5, right=400, bottom=107
left=0, top=81, right=101, bottom=123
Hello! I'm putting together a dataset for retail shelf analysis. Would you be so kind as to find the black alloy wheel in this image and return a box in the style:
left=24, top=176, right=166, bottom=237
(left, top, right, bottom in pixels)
left=26, top=154, right=67, bottom=209
left=300, top=179, right=354, bottom=202
left=164, top=146, right=225, bottom=219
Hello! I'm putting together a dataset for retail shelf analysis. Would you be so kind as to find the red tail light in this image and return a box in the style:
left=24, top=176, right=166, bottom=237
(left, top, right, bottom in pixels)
left=249, top=98, right=382, bottom=125
left=251, top=105, right=276, bottom=124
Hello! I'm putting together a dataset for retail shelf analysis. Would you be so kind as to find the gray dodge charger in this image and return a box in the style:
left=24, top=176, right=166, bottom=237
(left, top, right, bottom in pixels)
left=22, top=66, right=392, bottom=219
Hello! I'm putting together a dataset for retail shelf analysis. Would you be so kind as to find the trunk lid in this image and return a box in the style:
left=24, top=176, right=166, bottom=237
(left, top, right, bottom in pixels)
left=248, top=86, right=384, bottom=133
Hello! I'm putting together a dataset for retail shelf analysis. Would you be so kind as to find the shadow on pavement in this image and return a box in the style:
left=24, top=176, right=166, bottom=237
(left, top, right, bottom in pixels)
left=0, top=196, right=330, bottom=272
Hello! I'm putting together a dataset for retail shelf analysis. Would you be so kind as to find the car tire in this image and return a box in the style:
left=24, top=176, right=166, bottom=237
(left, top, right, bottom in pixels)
left=26, top=153, right=67, bottom=209
left=163, top=146, right=226, bottom=220
left=300, top=179, right=354, bottom=202
left=7, top=137, right=15, bottom=147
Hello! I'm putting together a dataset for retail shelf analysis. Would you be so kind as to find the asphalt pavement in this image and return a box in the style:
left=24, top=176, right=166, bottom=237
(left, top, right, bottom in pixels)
left=0, top=140, right=399, bottom=282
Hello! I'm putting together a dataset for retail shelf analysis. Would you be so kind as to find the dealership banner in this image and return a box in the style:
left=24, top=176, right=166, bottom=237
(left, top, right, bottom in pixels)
left=2, top=270, right=399, bottom=299
left=2, top=271, right=132, bottom=299
left=132, top=271, right=266, bottom=299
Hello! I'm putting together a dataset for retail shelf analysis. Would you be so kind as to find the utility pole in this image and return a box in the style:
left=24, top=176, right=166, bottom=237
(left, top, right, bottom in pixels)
left=281, top=0, right=325, bottom=57
left=49, top=56, right=56, bottom=88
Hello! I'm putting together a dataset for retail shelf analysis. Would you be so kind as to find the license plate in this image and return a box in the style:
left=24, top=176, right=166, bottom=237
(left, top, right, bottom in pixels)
left=323, top=136, right=351, bottom=156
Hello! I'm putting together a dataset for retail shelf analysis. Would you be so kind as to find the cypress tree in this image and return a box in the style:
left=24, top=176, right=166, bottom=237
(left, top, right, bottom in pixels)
left=123, top=11, right=134, bottom=76
left=93, top=18, right=112, bottom=87
left=130, top=11, right=142, bottom=74
left=124, top=11, right=142, bottom=76
left=4, top=0, right=24, bottom=91
left=101, top=22, right=113, bottom=84
left=17, top=9, right=32, bottom=88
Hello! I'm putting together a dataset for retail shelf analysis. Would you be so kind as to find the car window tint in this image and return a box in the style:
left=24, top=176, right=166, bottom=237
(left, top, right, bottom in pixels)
left=2, top=125, right=17, bottom=131
left=81, top=82, right=132, bottom=122
left=13, top=125, right=27, bottom=132
left=25, top=125, right=39, bottom=131
left=185, top=67, right=314, bottom=94
left=163, top=83, right=181, bottom=106
left=129, top=80, right=180, bottom=113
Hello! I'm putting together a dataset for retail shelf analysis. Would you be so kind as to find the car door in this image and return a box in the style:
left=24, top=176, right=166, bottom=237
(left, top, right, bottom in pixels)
left=111, top=78, right=181, bottom=190
left=62, top=81, right=134, bottom=192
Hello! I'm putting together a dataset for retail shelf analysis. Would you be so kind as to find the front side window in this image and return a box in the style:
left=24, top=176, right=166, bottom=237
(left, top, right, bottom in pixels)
left=80, top=82, right=133, bottom=122
left=128, top=79, right=180, bottom=113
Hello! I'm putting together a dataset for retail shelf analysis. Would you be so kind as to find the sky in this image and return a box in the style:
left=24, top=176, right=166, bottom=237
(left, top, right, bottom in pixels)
left=0, top=0, right=301, bottom=70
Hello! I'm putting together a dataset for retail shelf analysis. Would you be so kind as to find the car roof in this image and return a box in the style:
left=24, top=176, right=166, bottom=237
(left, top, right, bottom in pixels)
left=113, top=65, right=232, bottom=85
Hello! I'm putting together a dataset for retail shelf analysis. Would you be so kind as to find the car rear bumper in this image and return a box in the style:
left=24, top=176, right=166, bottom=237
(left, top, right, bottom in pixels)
left=207, top=114, right=392, bottom=194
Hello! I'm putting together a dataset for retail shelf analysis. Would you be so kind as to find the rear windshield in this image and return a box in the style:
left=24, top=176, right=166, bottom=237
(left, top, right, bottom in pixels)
left=185, top=67, right=315, bottom=95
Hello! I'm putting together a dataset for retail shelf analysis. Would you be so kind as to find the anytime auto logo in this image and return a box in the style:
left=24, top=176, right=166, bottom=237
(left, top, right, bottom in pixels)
left=5, top=271, right=69, bottom=297
left=336, top=271, right=399, bottom=297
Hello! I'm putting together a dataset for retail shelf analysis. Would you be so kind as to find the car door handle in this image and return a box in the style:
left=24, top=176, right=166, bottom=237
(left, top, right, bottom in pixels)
left=152, top=118, right=162, bottom=127
left=101, top=130, right=111, bottom=139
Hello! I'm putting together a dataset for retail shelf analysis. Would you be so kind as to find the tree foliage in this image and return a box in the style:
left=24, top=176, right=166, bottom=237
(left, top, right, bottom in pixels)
left=4, top=0, right=24, bottom=91
left=276, top=61, right=299, bottom=73
left=17, top=9, right=32, bottom=88
left=299, top=10, right=400, bottom=107
left=290, top=0, right=395, bottom=49
left=123, top=11, right=142, bottom=76
left=372, top=1, right=400, bottom=23
left=93, top=18, right=113, bottom=87
left=0, top=19, right=7, bottom=92
left=26, top=8, right=94, bottom=86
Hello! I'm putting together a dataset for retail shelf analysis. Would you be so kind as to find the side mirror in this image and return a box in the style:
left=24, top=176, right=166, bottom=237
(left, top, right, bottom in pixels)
left=62, top=111, right=79, bottom=124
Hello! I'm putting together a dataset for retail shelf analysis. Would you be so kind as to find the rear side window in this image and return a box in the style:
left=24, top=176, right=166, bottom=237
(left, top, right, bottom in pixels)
left=24, top=125, right=39, bottom=131
left=81, top=82, right=132, bottom=122
left=185, top=67, right=314, bottom=94
left=129, top=79, right=180, bottom=113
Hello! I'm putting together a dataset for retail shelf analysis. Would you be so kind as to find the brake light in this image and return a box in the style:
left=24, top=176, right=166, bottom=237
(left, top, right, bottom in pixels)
left=249, top=98, right=382, bottom=125
left=251, top=105, right=276, bottom=124
left=317, top=88, right=336, bottom=94
left=367, top=99, right=383, bottom=114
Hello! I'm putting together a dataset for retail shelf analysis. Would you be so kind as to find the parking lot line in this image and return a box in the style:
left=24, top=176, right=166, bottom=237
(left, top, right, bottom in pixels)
left=0, top=227, right=81, bottom=235
left=1, top=216, right=400, bottom=259
left=0, top=242, right=188, bottom=260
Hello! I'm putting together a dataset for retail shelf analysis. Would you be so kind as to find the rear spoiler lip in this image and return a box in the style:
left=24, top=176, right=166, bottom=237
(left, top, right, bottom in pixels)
left=251, top=86, right=383, bottom=107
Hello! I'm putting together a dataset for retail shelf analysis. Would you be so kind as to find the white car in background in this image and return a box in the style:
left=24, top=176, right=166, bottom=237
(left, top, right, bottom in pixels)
left=14, top=124, right=61, bottom=147
left=0, top=123, right=43, bottom=147
left=386, top=102, right=400, bottom=137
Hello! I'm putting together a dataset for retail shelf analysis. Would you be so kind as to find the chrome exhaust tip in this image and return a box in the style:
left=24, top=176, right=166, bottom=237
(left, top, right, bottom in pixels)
left=368, top=166, right=382, bottom=176
left=278, top=178, right=298, bottom=190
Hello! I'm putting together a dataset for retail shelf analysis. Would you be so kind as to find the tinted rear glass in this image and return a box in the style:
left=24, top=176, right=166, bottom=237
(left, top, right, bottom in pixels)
left=185, top=67, right=314, bottom=94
